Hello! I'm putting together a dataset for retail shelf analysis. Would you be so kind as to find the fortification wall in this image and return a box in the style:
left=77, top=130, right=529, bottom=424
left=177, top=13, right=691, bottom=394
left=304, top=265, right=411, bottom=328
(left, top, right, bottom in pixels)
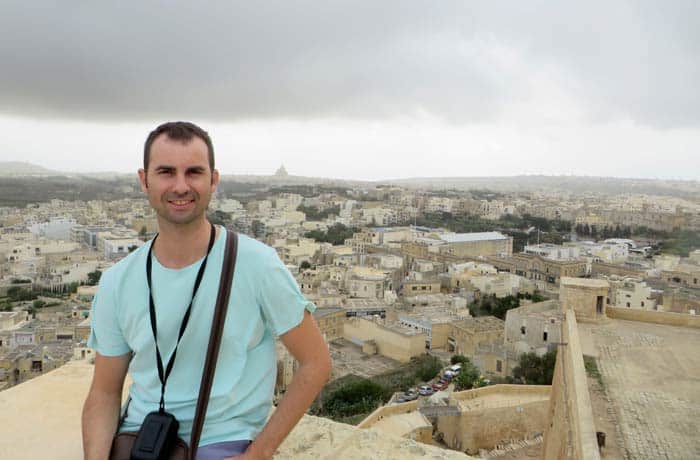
left=358, top=399, right=420, bottom=428
left=607, top=306, right=700, bottom=328
left=449, top=383, right=550, bottom=403
left=542, top=310, right=600, bottom=460
left=0, top=361, right=477, bottom=459
left=438, top=399, right=549, bottom=455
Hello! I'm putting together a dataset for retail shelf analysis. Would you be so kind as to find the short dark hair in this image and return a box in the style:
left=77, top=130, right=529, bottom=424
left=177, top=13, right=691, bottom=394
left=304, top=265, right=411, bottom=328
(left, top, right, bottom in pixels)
left=143, top=121, right=215, bottom=171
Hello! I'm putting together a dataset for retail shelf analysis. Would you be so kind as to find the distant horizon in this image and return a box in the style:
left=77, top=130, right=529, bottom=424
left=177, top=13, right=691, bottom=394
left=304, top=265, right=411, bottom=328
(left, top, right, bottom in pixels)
left=2, top=161, right=698, bottom=184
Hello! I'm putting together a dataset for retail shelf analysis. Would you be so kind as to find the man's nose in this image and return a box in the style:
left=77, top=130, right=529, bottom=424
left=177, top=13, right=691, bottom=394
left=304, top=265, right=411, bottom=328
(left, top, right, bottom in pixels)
left=172, top=173, right=190, bottom=194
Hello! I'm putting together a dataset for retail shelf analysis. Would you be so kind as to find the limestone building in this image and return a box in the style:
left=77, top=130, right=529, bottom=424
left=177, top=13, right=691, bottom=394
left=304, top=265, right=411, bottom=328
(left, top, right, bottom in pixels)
left=504, top=300, right=564, bottom=356
left=560, top=277, right=610, bottom=323
left=448, top=316, right=504, bottom=356
left=605, top=276, right=658, bottom=310
left=342, top=316, right=426, bottom=362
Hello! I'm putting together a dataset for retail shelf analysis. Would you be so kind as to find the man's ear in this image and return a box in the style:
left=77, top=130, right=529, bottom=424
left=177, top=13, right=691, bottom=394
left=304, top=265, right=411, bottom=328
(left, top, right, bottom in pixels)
left=211, top=168, right=220, bottom=191
left=138, top=168, right=148, bottom=192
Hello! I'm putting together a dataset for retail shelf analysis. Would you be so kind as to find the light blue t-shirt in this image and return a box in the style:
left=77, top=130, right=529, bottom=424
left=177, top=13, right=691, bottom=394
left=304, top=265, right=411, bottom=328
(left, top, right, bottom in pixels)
left=88, top=227, right=315, bottom=447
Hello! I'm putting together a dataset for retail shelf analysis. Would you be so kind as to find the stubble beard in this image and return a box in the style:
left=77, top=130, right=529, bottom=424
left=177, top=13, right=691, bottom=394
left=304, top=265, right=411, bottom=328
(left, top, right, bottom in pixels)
left=154, top=192, right=209, bottom=228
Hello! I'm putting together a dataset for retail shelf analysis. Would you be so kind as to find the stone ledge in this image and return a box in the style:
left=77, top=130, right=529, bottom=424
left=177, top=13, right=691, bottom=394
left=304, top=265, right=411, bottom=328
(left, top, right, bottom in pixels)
left=0, top=360, right=474, bottom=459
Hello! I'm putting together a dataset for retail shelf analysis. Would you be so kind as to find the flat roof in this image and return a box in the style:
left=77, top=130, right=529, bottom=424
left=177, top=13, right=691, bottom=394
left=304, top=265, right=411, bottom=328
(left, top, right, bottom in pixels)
left=313, top=307, right=345, bottom=318
left=369, top=411, right=431, bottom=437
left=439, top=232, right=509, bottom=243
left=561, top=277, right=610, bottom=288
left=454, top=316, right=505, bottom=332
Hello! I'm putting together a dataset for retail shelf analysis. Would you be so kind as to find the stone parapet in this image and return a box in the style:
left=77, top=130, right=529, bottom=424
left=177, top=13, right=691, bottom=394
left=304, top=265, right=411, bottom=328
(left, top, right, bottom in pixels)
left=0, top=360, right=475, bottom=459
left=607, top=306, right=700, bottom=328
left=542, top=310, right=600, bottom=460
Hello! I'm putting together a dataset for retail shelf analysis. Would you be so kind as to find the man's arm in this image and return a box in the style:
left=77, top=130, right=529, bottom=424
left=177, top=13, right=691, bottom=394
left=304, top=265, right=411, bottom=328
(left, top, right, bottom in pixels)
left=82, top=351, right=131, bottom=460
left=237, top=310, right=332, bottom=460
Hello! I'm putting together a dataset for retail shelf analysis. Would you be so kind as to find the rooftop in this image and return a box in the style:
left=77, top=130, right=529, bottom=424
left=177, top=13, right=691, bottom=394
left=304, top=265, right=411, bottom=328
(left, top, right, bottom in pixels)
left=561, top=277, right=610, bottom=288
left=369, top=410, right=432, bottom=437
left=312, top=307, right=345, bottom=318
left=454, top=316, right=505, bottom=333
left=439, top=232, right=509, bottom=243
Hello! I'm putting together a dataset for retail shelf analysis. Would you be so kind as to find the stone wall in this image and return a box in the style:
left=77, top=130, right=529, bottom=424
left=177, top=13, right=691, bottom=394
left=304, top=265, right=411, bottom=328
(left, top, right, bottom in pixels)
left=358, top=399, right=421, bottom=427
left=591, top=262, right=645, bottom=278
left=607, top=306, right=700, bottom=328
left=0, top=360, right=478, bottom=459
left=445, top=238, right=513, bottom=258
left=343, top=317, right=426, bottom=362
left=437, top=385, right=551, bottom=455
left=439, top=400, right=549, bottom=455
left=542, top=310, right=600, bottom=460
left=560, top=277, right=609, bottom=323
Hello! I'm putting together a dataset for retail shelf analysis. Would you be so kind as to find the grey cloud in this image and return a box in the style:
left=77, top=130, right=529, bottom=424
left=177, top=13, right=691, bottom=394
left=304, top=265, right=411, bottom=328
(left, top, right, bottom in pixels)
left=0, top=1, right=698, bottom=127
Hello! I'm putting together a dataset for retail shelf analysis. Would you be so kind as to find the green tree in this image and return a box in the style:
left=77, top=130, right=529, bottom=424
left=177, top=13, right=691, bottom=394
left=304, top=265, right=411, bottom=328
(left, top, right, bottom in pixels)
left=512, top=350, right=557, bottom=385
left=414, top=355, right=443, bottom=382
left=492, top=295, right=520, bottom=320
left=32, top=299, right=46, bottom=310
left=453, top=362, right=481, bottom=391
left=322, top=378, right=384, bottom=418
left=531, top=290, right=546, bottom=303
left=7, top=286, right=37, bottom=301
left=300, top=260, right=312, bottom=270
left=65, top=282, right=79, bottom=294
left=87, top=270, right=102, bottom=286
left=451, top=354, right=470, bottom=365
left=305, top=223, right=359, bottom=246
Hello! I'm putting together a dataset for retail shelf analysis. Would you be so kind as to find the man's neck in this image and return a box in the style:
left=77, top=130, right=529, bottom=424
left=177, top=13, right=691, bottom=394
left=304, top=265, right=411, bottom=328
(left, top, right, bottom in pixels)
left=152, top=218, right=219, bottom=269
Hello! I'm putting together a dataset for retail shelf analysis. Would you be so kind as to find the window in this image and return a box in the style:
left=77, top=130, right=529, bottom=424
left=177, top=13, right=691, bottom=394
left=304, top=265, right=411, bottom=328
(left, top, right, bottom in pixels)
left=543, top=331, right=548, bottom=341
left=641, top=301, right=645, bottom=307
left=496, top=360, right=502, bottom=372
left=520, top=326, right=526, bottom=335
left=626, top=302, right=631, bottom=307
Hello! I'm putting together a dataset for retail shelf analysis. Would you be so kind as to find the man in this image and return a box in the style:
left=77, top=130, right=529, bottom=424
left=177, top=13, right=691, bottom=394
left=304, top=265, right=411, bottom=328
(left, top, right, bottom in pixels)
left=82, top=121, right=332, bottom=459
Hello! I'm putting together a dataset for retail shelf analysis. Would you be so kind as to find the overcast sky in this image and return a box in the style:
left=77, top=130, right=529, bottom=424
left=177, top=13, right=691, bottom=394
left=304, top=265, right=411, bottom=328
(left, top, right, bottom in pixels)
left=1, top=1, right=698, bottom=180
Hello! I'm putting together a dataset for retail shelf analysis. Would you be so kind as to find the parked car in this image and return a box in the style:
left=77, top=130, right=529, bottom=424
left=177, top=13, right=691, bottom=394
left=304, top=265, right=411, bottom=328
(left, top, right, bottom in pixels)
left=419, top=385, right=434, bottom=396
left=444, top=364, right=462, bottom=378
left=432, top=380, right=448, bottom=391
left=402, top=389, right=419, bottom=401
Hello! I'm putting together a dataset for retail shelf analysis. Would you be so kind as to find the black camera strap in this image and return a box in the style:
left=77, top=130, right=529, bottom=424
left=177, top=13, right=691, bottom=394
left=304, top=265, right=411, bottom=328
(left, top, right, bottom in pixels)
left=146, top=223, right=216, bottom=413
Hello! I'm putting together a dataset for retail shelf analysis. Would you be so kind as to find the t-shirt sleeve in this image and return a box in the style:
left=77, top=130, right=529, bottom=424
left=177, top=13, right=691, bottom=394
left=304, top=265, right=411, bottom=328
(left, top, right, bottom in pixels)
left=87, top=271, right=132, bottom=356
left=258, top=246, right=316, bottom=337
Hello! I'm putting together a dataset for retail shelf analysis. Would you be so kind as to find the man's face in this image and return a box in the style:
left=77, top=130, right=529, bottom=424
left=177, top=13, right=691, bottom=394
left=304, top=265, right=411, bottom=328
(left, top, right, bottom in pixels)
left=138, top=134, right=219, bottom=228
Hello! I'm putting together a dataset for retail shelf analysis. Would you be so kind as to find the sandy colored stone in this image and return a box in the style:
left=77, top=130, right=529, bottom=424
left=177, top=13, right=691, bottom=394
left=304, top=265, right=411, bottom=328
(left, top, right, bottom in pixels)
left=0, top=360, right=474, bottom=459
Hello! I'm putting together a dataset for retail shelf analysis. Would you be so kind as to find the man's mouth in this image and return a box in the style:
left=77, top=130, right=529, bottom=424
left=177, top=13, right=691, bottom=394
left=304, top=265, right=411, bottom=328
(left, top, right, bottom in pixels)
left=168, top=198, right=195, bottom=208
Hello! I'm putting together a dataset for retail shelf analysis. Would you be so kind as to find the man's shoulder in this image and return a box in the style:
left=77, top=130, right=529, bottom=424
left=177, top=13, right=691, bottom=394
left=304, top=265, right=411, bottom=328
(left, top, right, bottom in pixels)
left=234, top=232, right=276, bottom=259
left=100, top=241, right=150, bottom=286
